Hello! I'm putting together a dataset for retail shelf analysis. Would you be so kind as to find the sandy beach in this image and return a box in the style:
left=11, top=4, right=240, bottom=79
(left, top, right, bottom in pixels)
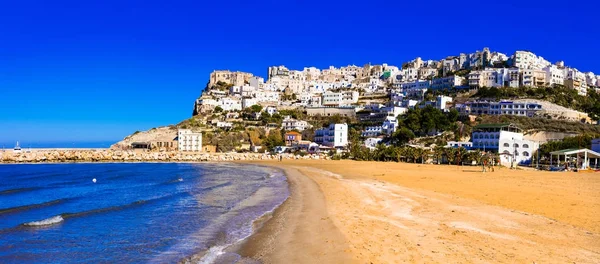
left=238, top=160, right=600, bottom=263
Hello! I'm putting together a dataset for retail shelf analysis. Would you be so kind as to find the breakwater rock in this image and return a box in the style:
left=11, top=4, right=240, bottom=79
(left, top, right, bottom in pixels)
left=0, top=149, right=328, bottom=163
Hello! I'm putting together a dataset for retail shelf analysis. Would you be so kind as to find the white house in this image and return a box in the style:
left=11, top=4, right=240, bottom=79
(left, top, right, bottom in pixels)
left=471, top=123, right=539, bottom=167
left=512, top=51, right=550, bottom=70
left=322, top=91, right=358, bottom=106
left=543, top=65, right=565, bottom=87
left=400, top=80, right=430, bottom=90
left=265, top=106, right=277, bottom=115
left=436, top=95, right=453, bottom=111
left=216, top=121, right=233, bottom=129
left=364, top=138, right=384, bottom=150
left=282, top=117, right=312, bottom=131
left=430, top=76, right=465, bottom=90
left=242, top=98, right=258, bottom=109
left=446, top=141, right=473, bottom=148
left=315, top=123, right=348, bottom=148
left=218, top=97, right=242, bottom=111
left=249, top=76, right=264, bottom=89
left=178, top=129, right=202, bottom=152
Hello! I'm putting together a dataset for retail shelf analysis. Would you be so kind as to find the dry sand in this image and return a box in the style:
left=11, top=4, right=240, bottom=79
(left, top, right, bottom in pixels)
left=238, top=160, right=600, bottom=263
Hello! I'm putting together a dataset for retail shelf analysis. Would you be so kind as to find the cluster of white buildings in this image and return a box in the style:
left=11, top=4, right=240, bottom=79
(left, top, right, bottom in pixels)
left=198, top=48, right=598, bottom=117
left=467, top=52, right=598, bottom=96
left=193, top=49, right=598, bottom=157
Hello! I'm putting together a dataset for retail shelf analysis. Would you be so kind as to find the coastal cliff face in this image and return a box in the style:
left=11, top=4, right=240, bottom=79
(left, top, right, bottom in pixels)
left=0, top=150, right=327, bottom=163
left=111, top=126, right=178, bottom=150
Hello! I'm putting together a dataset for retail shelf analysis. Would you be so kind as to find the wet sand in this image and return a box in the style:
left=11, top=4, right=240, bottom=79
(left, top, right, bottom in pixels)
left=236, top=165, right=354, bottom=263
left=238, top=160, right=600, bottom=263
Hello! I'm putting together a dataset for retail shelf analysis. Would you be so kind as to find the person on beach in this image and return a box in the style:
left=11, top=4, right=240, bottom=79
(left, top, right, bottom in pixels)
left=489, top=157, right=495, bottom=172
left=482, top=159, right=487, bottom=173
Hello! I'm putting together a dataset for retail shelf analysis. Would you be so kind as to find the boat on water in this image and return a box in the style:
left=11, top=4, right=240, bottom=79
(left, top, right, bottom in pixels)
left=13, top=141, right=22, bottom=153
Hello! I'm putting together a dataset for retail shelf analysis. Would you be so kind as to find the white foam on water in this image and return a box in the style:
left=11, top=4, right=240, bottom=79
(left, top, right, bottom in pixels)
left=197, top=245, right=226, bottom=264
left=24, top=215, right=64, bottom=226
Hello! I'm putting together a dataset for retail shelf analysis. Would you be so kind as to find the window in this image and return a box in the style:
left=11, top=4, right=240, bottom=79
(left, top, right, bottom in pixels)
left=523, top=151, right=530, bottom=156
left=503, top=143, right=510, bottom=147
left=514, top=143, right=519, bottom=148
left=523, top=144, right=529, bottom=148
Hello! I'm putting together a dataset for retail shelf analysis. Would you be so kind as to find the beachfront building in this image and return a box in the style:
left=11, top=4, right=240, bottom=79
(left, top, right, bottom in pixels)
left=315, top=123, right=349, bottom=148
left=471, top=123, right=538, bottom=167
left=177, top=129, right=202, bottom=152
left=284, top=131, right=302, bottom=146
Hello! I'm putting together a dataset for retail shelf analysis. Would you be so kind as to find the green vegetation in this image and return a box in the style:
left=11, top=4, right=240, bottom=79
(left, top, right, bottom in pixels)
left=262, top=129, right=284, bottom=151
left=397, top=106, right=459, bottom=136
left=249, top=104, right=263, bottom=113
left=213, top=81, right=234, bottom=91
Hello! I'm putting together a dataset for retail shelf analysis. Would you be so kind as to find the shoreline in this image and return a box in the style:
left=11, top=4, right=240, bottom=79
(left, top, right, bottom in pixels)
left=231, top=164, right=354, bottom=264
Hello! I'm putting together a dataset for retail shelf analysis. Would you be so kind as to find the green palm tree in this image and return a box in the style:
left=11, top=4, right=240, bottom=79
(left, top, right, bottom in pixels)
left=433, top=146, right=445, bottom=164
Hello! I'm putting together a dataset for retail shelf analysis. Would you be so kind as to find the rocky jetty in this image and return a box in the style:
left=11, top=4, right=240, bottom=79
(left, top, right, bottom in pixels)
left=0, top=149, right=328, bottom=163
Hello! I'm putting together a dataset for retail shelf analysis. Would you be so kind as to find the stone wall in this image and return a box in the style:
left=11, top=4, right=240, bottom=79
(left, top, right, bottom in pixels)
left=0, top=150, right=328, bottom=163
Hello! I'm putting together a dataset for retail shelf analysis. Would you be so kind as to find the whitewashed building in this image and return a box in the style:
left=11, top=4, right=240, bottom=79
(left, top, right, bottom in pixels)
left=544, top=65, right=565, bottom=87
left=471, top=123, right=539, bottom=166
left=178, top=129, right=202, bottom=152
left=456, top=100, right=542, bottom=117
left=282, top=117, right=312, bottom=131
left=218, top=97, right=242, bottom=111
left=436, top=95, right=453, bottom=110
left=315, top=123, right=348, bottom=148
left=430, top=76, right=465, bottom=90
left=322, top=91, right=359, bottom=106
left=365, top=138, right=384, bottom=150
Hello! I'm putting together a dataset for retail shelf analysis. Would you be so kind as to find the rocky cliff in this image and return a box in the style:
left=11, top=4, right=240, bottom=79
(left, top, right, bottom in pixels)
left=111, top=126, right=178, bottom=149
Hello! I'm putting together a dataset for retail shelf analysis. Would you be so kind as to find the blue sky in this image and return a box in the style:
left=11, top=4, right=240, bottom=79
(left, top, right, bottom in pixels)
left=1, top=0, right=599, bottom=145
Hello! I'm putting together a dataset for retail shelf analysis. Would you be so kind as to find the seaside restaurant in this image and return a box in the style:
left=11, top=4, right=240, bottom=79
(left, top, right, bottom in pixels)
left=549, top=148, right=600, bottom=170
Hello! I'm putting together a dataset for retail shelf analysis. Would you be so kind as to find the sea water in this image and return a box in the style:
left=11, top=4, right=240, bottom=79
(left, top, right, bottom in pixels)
left=0, top=163, right=288, bottom=263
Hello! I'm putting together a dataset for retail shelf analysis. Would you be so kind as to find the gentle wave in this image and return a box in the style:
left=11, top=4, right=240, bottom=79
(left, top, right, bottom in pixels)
left=0, top=199, right=67, bottom=215
left=16, top=192, right=190, bottom=230
left=0, top=187, right=42, bottom=195
left=63, top=192, right=188, bottom=219
left=23, top=215, right=64, bottom=227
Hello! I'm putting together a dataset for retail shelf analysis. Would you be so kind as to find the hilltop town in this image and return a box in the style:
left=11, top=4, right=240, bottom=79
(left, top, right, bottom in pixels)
left=111, top=47, right=600, bottom=168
